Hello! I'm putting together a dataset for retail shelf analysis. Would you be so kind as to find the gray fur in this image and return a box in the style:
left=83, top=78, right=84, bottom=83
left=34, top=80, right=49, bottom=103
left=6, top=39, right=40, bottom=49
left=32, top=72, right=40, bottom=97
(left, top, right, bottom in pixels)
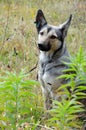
left=35, top=10, right=72, bottom=110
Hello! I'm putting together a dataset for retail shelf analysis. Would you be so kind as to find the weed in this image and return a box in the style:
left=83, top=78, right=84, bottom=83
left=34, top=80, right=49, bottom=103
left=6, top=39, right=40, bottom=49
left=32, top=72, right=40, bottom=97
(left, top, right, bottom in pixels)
left=0, top=70, right=42, bottom=129
left=48, top=47, right=86, bottom=130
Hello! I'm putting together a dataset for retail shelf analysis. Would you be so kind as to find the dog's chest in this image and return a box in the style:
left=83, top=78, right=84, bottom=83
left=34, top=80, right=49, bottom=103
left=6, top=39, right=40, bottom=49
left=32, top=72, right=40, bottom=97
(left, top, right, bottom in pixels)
left=38, top=52, right=67, bottom=88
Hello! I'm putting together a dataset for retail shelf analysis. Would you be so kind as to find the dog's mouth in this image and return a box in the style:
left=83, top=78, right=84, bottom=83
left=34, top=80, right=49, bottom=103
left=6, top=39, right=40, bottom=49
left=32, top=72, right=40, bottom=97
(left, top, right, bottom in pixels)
left=38, top=43, right=51, bottom=51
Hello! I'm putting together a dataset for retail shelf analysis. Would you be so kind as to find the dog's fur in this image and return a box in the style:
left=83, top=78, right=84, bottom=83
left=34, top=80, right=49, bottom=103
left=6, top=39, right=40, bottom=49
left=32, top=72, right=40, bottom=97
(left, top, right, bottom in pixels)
left=35, top=10, right=72, bottom=110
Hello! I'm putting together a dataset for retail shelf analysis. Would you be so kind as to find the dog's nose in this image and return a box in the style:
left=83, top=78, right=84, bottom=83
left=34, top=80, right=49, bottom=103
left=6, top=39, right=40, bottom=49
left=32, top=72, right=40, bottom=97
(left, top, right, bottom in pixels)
left=38, top=44, right=46, bottom=51
left=38, top=44, right=44, bottom=49
left=38, top=43, right=51, bottom=51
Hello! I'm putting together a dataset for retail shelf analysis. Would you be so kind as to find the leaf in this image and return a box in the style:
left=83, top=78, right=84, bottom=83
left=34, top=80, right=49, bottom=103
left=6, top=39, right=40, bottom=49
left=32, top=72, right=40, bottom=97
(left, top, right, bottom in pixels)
left=21, top=80, right=39, bottom=86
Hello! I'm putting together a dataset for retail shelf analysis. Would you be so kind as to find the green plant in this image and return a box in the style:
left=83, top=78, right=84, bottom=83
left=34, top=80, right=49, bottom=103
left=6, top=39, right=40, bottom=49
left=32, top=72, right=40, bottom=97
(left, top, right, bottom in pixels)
left=48, top=46, right=86, bottom=130
left=49, top=99, right=84, bottom=130
left=0, top=70, right=41, bottom=129
left=59, top=46, right=86, bottom=100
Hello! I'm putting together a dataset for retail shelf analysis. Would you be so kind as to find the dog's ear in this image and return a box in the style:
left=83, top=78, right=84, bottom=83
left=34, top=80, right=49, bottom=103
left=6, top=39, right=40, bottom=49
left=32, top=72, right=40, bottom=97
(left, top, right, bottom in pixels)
left=59, top=14, right=72, bottom=38
left=34, top=9, right=47, bottom=33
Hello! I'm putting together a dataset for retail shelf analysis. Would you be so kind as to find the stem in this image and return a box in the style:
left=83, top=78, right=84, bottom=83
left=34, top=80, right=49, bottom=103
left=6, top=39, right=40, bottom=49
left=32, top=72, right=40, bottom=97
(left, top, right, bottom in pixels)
left=15, top=83, right=19, bottom=130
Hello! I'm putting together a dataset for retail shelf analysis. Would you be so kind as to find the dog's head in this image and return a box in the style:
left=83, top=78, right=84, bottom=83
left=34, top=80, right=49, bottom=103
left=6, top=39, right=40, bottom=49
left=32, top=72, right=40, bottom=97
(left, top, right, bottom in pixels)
left=35, top=10, right=72, bottom=52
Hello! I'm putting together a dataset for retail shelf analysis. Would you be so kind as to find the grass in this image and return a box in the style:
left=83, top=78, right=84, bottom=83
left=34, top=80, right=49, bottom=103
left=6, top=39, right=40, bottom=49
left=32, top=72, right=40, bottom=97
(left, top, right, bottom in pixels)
left=0, top=0, right=86, bottom=129
left=0, top=0, right=86, bottom=73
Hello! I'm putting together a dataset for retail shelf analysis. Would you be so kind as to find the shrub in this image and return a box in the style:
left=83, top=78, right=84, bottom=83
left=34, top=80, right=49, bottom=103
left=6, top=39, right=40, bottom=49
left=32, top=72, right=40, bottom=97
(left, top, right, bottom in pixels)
left=49, top=46, right=86, bottom=130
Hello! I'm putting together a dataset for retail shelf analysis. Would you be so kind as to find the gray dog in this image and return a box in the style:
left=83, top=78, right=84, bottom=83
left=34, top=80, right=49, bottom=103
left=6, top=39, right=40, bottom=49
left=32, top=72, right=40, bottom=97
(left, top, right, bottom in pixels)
left=35, top=9, right=72, bottom=110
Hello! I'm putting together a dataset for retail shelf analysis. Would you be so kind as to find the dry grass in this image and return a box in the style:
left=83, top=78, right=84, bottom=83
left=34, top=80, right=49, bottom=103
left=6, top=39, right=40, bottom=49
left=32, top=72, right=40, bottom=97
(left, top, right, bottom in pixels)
left=0, top=0, right=86, bottom=76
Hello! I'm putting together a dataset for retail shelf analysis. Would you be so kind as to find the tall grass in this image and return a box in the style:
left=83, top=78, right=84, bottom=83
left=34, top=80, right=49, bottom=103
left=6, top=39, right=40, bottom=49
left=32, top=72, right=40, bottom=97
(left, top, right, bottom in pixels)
left=0, top=0, right=86, bottom=73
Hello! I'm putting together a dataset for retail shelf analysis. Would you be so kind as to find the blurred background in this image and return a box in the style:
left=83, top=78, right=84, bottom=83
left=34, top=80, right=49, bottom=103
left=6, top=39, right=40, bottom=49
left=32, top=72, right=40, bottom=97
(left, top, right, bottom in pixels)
left=0, top=0, right=86, bottom=76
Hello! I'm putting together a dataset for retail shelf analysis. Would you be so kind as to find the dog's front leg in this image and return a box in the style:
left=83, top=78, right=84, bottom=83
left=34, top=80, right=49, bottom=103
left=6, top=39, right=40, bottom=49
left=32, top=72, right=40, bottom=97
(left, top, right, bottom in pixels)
left=42, top=87, right=52, bottom=110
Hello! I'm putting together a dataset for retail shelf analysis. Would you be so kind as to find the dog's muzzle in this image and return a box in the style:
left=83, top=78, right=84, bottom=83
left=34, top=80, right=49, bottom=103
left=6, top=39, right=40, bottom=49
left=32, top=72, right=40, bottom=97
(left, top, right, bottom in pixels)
left=38, top=43, right=51, bottom=51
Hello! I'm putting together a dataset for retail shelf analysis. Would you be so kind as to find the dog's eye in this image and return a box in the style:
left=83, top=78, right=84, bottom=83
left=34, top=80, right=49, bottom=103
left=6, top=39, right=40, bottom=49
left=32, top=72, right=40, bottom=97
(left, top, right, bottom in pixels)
left=50, top=35, right=57, bottom=39
left=40, top=32, right=44, bottom=35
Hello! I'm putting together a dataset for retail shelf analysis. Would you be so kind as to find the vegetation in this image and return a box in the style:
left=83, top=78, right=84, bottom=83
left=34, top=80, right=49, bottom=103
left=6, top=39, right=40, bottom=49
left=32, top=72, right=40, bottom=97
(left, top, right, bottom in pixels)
left=49, top=47, right=86, bottom=130
left=0, top=70, right=41, bottom=129
left=0, top=0, right=86, bottom=129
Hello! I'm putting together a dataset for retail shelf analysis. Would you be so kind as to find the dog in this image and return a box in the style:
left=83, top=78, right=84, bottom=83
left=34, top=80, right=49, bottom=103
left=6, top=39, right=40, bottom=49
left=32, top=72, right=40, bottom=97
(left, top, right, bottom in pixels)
left=35, top=9, right=72, bottom=110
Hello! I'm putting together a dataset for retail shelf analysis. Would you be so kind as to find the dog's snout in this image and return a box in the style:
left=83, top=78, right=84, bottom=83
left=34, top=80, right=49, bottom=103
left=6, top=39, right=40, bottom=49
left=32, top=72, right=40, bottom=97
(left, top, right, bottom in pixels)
left=38, top=43, right=51, bottom=51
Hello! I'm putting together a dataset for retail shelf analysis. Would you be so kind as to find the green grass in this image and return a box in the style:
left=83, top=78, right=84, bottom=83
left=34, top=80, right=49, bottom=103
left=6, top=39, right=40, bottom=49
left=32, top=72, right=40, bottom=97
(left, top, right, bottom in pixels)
left=0, top=0, right=86, bottom=129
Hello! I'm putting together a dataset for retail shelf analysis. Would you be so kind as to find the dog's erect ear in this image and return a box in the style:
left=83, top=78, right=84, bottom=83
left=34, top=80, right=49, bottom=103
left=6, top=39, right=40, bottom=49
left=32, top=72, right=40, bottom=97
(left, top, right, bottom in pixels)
left=59, top=14, right=72, bottom=38
left=34, top=9, right=47, bottom=33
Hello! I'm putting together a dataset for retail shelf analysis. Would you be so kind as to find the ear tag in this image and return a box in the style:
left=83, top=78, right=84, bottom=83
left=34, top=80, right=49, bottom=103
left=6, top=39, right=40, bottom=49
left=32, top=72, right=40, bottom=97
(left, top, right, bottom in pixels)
left=34, top=21, right=41, bottom=28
